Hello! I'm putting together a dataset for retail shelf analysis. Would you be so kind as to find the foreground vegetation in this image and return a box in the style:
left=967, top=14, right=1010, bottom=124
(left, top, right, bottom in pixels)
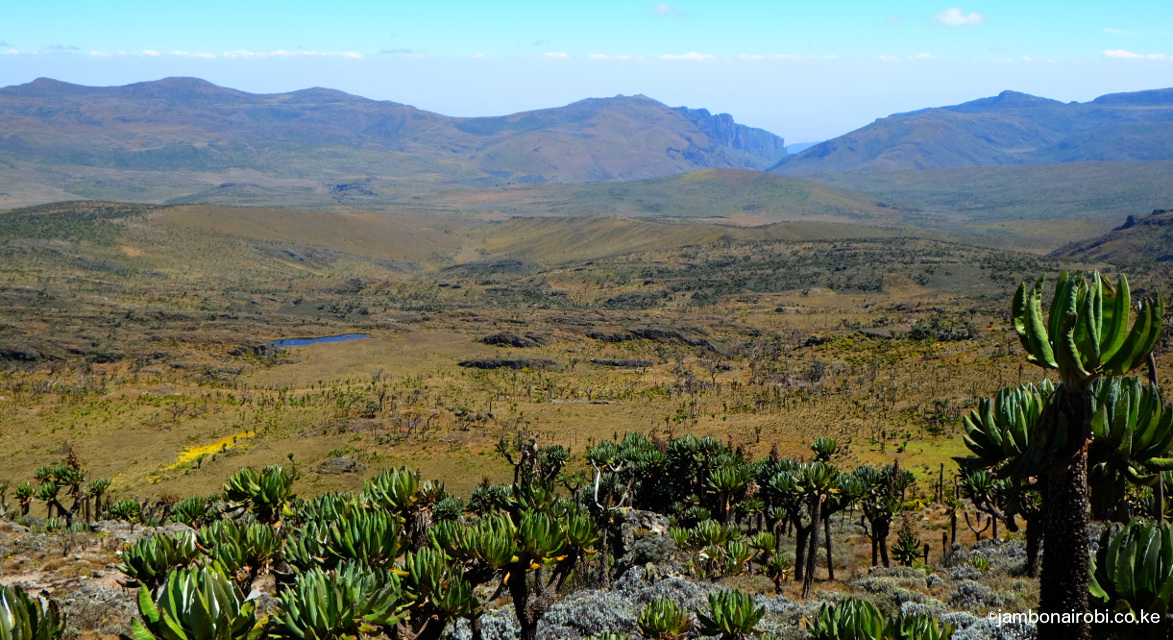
left=3, top=200, right=1173, bottom=639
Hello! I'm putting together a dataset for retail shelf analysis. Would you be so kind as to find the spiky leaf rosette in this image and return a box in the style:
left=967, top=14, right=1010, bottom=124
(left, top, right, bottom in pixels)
left=805, top=597, right=954, bottom=640
left=117, top=531, right=202, bottom=590
left=694, top=590, right=763, bottom=640
left=1089, top=378, right=1173, bottom=520
left=223, top=465, right=294, bottom=524
left=806, top=598, right=885, bottom=640
left=272, top=563, right=411, bottom=640
left=128, top=563, right=260, bottom=640
left=1089, top=519, right=1173, bottom=636
left=1014, top=272, right=1163, bottom=391
left=957, top=380, right=1053, bottom=477
left=0, top=584, right=65, bottom=640
left=637, top=597, right=692, bottom=640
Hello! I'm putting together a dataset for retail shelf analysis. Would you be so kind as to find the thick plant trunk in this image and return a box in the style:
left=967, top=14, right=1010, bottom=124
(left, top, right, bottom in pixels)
left=794, top=522, right=811, bottom=581
left=824, top=515, right=835, bottom=581
left=410, top=506, right=434, bottom=552
left=1025, top=512, right=1041, bottom=578
left=1039, top=386, right=1092, bottom=640
left=876, top=519, right=891, bottom=568
left=802, top=496, right=823, bottom=599
left=509, top=569, right=554, bottom=640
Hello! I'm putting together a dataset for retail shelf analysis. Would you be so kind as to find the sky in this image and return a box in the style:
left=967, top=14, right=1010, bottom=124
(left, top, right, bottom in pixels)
left=2, top=1, right=1172, bottom=142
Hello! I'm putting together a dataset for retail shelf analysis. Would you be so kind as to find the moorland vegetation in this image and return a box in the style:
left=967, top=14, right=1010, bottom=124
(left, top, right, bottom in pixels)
left=1, top=197, right=1173, bottom=640
left=3, top=79, right=1173, bottom=640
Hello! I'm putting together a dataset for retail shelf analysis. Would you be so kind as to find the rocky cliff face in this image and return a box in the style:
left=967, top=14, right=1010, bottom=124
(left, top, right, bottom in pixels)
left=673, top=106, right=787, bottom=168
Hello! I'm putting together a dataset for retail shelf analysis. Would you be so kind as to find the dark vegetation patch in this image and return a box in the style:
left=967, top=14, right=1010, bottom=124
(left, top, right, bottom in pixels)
left=479, top=332, right=544, bottom=348
left=588, top=358, right=653, bottom=368
left=0, top=201, right=157, bottom=246
left=457, top=358, right=562, bottom=370
left=584, top=326, right=714, bottom=349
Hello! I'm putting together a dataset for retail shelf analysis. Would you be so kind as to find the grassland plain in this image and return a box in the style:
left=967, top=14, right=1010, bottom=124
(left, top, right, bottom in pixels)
left=4, top=198, right=1170, bottom=510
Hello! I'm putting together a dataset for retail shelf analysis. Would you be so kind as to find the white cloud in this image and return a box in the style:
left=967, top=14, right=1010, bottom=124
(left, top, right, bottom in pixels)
left=739, top=53, right=813, bottom=61
left=936, top=8, right=984, bottom=27
left=1104, top=49, right=1169, bottom=59
left=588, top=53, right=610, bottom=60
left=222, top=49, right=362, bottom=59
left=1, top=49, right=19, bottom=55
left=660, top=51, right=714, bottom=61
left=38, top=44, right=80, bottom=55
left=876, top=53, right=933, bottom=61
left=89, top=50, right=111, bottom=57
left=540, top=51, right=570, bottom=58
left=171, top=50, right=216, bottom=59
left=141, top=49, right=161, bottom=57
left=653, top=2, right=687, bottom=17
left=471, top=52, right=486, bottom=58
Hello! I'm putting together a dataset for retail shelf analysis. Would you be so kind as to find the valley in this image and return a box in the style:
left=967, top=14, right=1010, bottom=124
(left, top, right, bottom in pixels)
left=2, top=78, right=1173, bottom=640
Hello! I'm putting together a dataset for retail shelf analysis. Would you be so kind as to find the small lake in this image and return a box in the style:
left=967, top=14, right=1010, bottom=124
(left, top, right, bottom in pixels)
left=273, top=334, right=370, bottom=347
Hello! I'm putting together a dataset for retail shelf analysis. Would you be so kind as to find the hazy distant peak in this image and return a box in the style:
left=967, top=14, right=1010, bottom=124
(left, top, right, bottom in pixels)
left=281, top=86, right=379, bottom=104
left=772, top=86, right=1173, bottom=173
left=131, top=76, right=224, bottom=91
left=0, top=77, right=97, bottom=97
left=563, top=94, right=667, bottom=109
left=1092, top=88, right=1173, bottom=106
left=942, top=90, right=1064, bottom=113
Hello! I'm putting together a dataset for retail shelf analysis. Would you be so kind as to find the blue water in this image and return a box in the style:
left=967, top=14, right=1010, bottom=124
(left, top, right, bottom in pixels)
left=273, top=334, right=369, bottom=347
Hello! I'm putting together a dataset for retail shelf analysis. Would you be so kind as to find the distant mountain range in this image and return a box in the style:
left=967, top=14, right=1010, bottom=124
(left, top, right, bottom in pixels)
left=772, top=88, right=1173, bottom=173
left=2, top=78, right=1173, bottom=231
left=0, top=77, right=785, bottom=190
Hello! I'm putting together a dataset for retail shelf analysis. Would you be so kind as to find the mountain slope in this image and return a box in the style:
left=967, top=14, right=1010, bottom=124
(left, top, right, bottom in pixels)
left=0, top=78, right=786, bottom=198
left=772, top=88, right=1173, bottom=173
left=1051, top=208, right=1173, bottom=267
left=357, top=168, right=901, bottom=224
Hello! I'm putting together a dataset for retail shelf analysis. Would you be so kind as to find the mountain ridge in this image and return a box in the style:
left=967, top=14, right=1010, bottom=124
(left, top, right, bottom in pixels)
left=771, top=87, right=1173, bottom=173
left=0, top=77, right=786, bottom=191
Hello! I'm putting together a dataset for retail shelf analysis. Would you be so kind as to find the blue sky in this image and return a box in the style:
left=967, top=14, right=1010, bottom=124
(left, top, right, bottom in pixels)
left=2, top=1, right=1171, bottom=141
